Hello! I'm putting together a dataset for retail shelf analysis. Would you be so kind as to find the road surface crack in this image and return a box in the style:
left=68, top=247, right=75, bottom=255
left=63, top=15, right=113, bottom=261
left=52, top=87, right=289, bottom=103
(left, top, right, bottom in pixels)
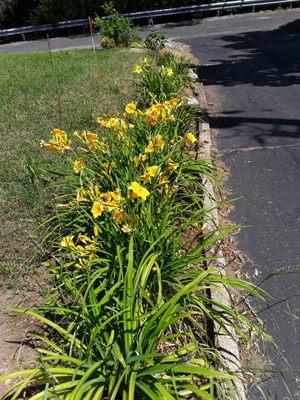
left=219, top=142, right=300, bottom=156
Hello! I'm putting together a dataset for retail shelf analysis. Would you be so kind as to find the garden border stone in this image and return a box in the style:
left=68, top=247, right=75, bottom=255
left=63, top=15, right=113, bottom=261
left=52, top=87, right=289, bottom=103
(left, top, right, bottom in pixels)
left=190, top=67, right=247, bottom=399
left=165, top=38, right=247, bottom=395
left=197, top=83, right=246, bottom=400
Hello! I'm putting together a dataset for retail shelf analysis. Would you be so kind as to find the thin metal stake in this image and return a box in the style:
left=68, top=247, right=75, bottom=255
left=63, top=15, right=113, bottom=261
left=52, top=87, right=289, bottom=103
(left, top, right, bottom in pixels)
left=47, top=34, right=62, bottom=126
left=89, top=17, right=100, bottom=90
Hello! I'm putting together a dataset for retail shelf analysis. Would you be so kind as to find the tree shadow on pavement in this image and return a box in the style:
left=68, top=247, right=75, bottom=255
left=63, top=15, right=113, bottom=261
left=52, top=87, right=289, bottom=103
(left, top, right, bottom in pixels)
left=197, top=18, right=300, bottom=88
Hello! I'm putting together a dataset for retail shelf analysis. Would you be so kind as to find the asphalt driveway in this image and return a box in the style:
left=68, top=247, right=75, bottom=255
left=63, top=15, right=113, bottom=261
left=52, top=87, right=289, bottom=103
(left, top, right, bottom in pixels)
left=160, top=9, right=300, bottom=399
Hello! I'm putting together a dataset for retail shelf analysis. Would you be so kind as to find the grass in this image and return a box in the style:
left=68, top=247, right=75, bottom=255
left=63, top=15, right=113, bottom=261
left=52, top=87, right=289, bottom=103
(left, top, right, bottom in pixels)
left=0, top=48, right=146, bottom=290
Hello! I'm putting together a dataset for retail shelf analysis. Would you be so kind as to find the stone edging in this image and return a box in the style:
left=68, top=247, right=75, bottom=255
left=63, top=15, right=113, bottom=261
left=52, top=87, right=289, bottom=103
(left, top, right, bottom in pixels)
left=189, top=69, right=247, bottom=400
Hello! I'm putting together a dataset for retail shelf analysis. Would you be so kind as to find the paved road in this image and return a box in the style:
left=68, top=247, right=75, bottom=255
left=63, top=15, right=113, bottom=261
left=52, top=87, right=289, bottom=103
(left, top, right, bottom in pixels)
left=160, top=10, right=300, bottom=399
left=0, top=33, right=104, bottom=53
left=1, top=9, right=300, bottom=399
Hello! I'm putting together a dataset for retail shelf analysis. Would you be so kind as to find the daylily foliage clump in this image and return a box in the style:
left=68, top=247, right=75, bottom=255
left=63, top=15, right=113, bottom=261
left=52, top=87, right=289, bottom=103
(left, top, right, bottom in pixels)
left=1, top=51, right=265, bottom=400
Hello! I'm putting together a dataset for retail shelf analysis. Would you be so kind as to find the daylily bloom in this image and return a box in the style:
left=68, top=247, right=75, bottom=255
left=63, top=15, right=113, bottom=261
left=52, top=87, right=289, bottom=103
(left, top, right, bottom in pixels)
left=73, top=130, right=107, bottom=151
left=186, top=132, right=197, bottom=143
left=91, top=201, right=104, bottom=218
left=122, top=224, right=132, bottom=233
left=128, top=182, right=150, bottom=201
left=133, top=65, right=143, bottom=74
left=125, top=101, right=137, bottom=115
left=142, top=57, right=150, bottom=66
left=168, top=114, right=175, bottom=124
left=73, top=158, right=85, bottom=173
left=142, top=165, right=160, bottom=181
left=167, top=161, right=179, bottom=171
left=145, top=142, right=155, bottom=153
left=135, top=153, right=147, bottom=164
left=101, top=189, right=123, bottom=211
left=102, top=162, right=113, bottom=174
left=155, top=134, right=165, bottom=150
left=166, top=67, right=174, bottom=77
left=40, top=129, right=72, bottom=153
left=113, top=208, right=125, bottom=223
left=159, top=175, right=170, bottom=185
left=60, top=235, right=75, bottom=249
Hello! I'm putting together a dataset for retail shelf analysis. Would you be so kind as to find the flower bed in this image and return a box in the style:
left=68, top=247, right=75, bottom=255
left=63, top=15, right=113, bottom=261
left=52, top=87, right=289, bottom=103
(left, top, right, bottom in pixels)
left=1, top=51, right=265, bottom=400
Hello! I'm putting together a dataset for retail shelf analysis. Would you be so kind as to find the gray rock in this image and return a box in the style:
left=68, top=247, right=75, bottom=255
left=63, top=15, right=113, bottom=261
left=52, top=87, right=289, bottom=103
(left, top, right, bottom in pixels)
left=187, top=96, right=199, bottom=108
left=188, top=69, right=198, bottom=81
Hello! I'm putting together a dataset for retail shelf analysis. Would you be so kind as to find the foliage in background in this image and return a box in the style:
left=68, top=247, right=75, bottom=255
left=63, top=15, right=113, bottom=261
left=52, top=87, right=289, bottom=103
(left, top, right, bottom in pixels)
left=0, top=0, right=212, bottom=28
left=145, top=29, right=167, bottom=51
left=95, top=2, right=136, bottom=47
left=134, top=52, right=192, bottom=105
left=100, top=35, right=115, bottom=48
left=0, top=0, right=295, bottom=30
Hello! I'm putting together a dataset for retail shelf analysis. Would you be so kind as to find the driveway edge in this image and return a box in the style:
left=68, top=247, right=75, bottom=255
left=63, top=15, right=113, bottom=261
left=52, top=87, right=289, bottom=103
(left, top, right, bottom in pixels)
left=195, top=74, right=247, bottom=399
left=165, top=37, right=247, bottom=396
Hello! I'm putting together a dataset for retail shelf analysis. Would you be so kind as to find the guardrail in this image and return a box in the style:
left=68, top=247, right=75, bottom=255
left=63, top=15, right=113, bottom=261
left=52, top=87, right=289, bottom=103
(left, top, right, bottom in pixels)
left=0, top=19, right=88, bottom=39
left=124, top=0, right=298, bottom=19
left=0, top=0, right=298, bottom=40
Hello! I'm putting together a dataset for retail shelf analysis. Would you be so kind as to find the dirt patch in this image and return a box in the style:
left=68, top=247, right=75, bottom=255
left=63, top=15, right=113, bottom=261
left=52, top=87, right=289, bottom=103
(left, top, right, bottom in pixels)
left=0, top=267, right=49, bottom=396
left=166, top=40, right=199, bottom=65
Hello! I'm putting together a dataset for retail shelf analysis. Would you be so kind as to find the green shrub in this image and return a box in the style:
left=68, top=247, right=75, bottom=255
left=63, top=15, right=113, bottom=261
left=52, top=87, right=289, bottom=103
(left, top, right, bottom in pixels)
left=134, top=52, right=191, bottom=105
left=100, top=36, right=115, bottom=48
left=145, top=29, right=166, bottom=51
left=95, top=2, right=134, bottom=47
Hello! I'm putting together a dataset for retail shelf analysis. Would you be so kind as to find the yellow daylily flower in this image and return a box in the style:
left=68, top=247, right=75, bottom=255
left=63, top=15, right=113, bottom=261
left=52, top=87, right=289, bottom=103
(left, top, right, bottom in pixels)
left=166, top=67, right=174, bottom=77
left=142, top=57, right=150, bottom=66
left=40, top=129, right=72, bottom=153
left=125, top=101, right=137, bottom=115
left=60, top=235, right=75, bottom=249
left=167, top=161, right=179, bottom=171
left=102, top=162, right=113, bottom=174
left=142, top=165, right=160, bottom=181
left=76, top=187, right=88, bottom=203
left=145, top=142, right=155, bottom=153
left=168, top=114, right=175, bottom=124
left=186, top=132, right=197, bottom=143
left=135, top=153, right=147, bottom=164
left=106, top=117, right=120, bottom=131
left=101, top=189, right=123, bottom=211
left=73, top=158, right=85, bottom=173
left=155, top=134, right=165, bottom=150
left=159, top=175, right=170, bottom=185
left=128, top=182, right=150, bottom=201
left=133, top=65, right=143, bottom=74
left=73, top=130, right=107, bottom=151
left=93, top=225, right=99, bottom=237
left=113, top=208, right=125, bottom=223
left=91, top=201, right=104, bottom=218
left=121, top=224, right=132, bottom=233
